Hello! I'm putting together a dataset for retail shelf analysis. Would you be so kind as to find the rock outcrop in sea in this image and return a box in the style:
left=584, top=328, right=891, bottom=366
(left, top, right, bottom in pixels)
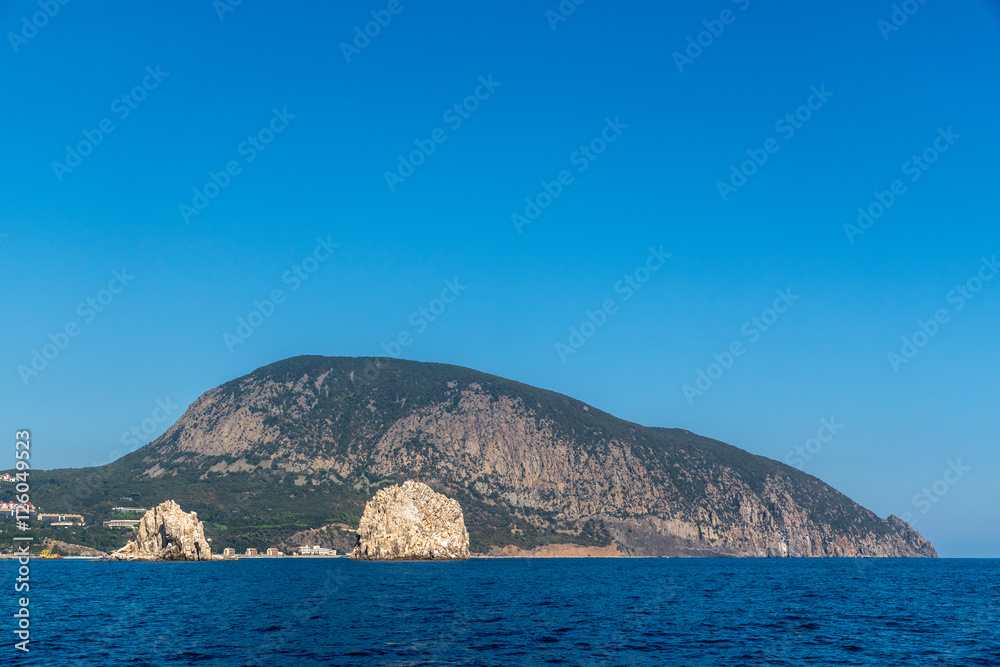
left=109, top=500, right=212, bottom=561
left=352, top=481, right=470, bottom=560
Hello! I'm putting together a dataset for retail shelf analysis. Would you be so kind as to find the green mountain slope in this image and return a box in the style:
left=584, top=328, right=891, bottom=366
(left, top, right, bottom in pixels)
left=14, top=356, right=935, bottom=557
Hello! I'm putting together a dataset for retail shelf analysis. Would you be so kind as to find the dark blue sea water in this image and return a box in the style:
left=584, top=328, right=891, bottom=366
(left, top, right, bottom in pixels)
left=7, top=558, right=998, bottom=666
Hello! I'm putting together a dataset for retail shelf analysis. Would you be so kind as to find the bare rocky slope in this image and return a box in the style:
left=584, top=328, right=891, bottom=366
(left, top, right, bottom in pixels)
left=37, top=356, right=935, bottom=557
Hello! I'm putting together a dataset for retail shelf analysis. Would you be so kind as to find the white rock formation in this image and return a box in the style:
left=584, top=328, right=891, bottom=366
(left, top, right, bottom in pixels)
left=352, top=481, right=470, bottom=560
left=109, top=500, right=212, bottom=561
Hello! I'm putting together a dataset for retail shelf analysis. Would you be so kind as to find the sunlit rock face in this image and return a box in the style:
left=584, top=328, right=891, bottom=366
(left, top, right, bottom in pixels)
left=109, top=500, right=212, bottom=561
left=352, top=481, right=470, bottom=561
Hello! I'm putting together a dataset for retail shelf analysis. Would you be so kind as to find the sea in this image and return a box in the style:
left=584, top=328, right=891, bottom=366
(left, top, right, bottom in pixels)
left=7, top=558, right=998, bottom=666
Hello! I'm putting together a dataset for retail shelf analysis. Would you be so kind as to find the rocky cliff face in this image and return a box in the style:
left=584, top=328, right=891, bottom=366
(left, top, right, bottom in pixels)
left=353, top=481, right=470, bottom=560
left=105, top=356, right=936, bottom=558
left=110, top=500, right=212, bottom=561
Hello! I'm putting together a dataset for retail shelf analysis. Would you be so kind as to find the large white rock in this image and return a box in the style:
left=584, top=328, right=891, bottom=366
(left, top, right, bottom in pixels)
left=109, top=500, right=212, bottom=561
left=352, top=481, right=470, bottom=560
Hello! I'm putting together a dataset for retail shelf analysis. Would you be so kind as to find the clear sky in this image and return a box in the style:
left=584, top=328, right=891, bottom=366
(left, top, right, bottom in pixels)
left=2, top=0, right=998, bottom=557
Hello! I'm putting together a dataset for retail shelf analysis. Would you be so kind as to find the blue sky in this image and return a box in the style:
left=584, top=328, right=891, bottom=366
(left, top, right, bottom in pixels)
left=2, top=0, right=998, bottom=557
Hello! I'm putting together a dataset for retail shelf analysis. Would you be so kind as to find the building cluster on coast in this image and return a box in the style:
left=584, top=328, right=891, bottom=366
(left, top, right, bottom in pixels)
left=0, top=501, right=36, bottom=517
left=0, top=502, right=84, bottom=527
left=101, top=507, right=150, bottom=529
left=1, top=477, right=97, bottom=526
left=216, top=545, right=342, bottom=559
left=1, top=498, right=144, bottom=529
left=1, top=496, right=149, bottom=531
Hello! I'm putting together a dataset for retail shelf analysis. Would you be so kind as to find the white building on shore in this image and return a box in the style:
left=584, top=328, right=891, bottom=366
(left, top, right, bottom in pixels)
left=297, top=545, right=337, bottom=556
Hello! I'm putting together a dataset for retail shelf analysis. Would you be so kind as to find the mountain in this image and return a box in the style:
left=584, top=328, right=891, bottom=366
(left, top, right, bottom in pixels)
left=29, top=356, right=935, bottom=557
